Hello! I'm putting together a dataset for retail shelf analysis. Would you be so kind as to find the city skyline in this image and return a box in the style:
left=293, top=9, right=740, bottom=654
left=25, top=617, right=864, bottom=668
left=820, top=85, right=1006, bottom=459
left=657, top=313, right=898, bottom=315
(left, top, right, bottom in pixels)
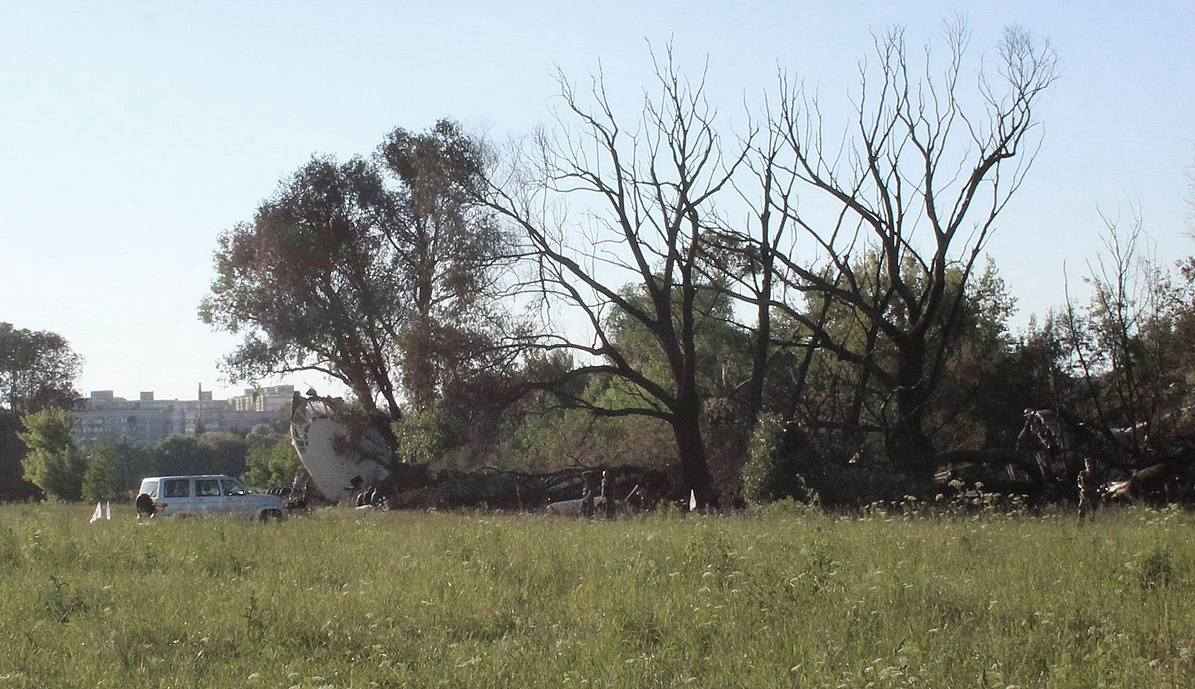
left=73, top=383, right=294, bottom=448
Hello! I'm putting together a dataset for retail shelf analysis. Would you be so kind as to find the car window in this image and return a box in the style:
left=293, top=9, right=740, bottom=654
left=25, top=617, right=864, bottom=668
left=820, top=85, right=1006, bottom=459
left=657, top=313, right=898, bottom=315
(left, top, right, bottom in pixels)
left=162, top=479, right=190, bottom=498
left=221, top=478, right=247, bottom=496
left=195, top=479, right=221, bottom=497
left=140, top=480, right=159, bottom=498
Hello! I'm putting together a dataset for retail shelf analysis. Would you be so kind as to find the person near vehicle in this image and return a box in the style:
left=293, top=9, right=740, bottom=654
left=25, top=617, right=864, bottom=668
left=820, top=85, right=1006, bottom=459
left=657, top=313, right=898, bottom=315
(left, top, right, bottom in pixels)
left=135, top=493, right=155, bottom=520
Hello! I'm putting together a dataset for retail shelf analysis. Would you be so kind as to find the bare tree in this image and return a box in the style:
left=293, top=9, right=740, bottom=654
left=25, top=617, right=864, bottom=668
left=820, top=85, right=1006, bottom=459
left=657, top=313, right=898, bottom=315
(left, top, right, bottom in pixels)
left=758, top=23, right=1057, bottom=472
left=1062, top=211, right=1183, bottom=453
left=482, top=52, right=750, bottom=507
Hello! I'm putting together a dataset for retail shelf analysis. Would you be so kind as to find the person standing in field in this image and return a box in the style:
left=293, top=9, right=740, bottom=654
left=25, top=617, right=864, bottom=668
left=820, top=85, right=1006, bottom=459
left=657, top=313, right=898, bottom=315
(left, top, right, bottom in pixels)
left=580, top=470, right=598, bottom=518
left=600, top=470, right=615, bottom=520
left=1077, top=456, right=1098, bottom=521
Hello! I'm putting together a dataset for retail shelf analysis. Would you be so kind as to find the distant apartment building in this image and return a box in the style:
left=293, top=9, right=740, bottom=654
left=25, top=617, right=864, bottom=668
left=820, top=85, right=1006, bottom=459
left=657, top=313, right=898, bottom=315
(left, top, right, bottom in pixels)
left=74, top=385, right=293, bottom=449
left=230, top=384, right=294, bottom=413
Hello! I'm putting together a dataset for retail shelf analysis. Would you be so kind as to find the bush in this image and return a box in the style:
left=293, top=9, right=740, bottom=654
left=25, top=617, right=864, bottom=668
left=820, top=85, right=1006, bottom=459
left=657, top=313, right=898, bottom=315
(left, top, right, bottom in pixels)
left=18, top=408, right=85, bottom=501
left=742, top=414, right=818, bottom=506
left=81, top=441, right=123, bottom=502
left=1134, top=543, right=1176, bottom=590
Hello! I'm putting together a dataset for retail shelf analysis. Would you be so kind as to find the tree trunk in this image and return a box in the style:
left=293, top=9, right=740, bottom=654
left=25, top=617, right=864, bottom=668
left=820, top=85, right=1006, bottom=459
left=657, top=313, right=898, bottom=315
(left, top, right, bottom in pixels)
left=671, top=395, right=717, bottom=509
left=744, top=246, right=774, bottom=430
left=887, top=341, right=934, bottom=475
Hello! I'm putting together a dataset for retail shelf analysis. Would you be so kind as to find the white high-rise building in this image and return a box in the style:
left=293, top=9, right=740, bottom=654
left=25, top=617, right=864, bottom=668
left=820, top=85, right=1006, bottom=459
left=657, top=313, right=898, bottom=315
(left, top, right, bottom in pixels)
left=73, top=386, right=290, bottom=449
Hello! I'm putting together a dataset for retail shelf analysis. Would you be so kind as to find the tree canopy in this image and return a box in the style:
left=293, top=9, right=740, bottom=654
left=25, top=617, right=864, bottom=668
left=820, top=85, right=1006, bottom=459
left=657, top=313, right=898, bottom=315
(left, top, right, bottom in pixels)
left=200, top=121, right=512, bottom=444
left=18, top=407, right=86, bottom=501
left=0, top=322, right=82, bottom=414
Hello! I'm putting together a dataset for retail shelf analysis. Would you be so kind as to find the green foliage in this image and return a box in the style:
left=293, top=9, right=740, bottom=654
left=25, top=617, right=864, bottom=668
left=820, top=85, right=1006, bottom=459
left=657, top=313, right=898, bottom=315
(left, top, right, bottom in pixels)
left=392, top=407, right=449, bottom=465
left=742, top=413, right=817, bottom=506
left=602, top=281, right=751, bottom=404
left=494, top=404, right=676, bottom=473
left=784, top=257, right=1022, bottom=456
left=0, top=411, right=39, bottom=500
left=18, top=408, right=85, bottom=501
left=81, top=441, right=123, bottom=502
left=1133, top=542, right=1176, bottom=590
left=742, top=413, right=786, bottom=505
left=109, top=442, right=156, bottom=492
left=200, top=121, right=510, bottom=428
left=0, top=322, right=82, bottom=414
left=242, top=429, right=301, bottom=489
left=154, top=432, right=249, bottom=478
left=1, top=504, right=1194, bottom=688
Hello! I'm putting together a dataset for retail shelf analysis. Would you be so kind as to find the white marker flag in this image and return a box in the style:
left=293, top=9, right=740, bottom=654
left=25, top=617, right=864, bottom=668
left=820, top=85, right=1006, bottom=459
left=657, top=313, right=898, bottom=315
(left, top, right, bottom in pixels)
left=89, top=502, right=103, bottom=524
left=105, top=501, right=111, bottom=520
left=689, top=489, right=697, bottom=512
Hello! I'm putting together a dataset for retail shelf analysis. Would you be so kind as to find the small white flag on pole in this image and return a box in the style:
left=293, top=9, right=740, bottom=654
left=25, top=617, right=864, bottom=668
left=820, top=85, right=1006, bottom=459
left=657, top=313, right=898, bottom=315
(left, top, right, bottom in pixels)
left=89, top=502, right=103, bottom=524
left=105, top=501, right=111, bottom=520
left=689, top=489, right=698, bottom=512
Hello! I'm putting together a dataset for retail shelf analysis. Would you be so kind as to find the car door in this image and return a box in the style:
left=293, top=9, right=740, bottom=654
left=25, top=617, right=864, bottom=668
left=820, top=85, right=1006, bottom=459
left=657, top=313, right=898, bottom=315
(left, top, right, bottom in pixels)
left=159, top=478, right=194, bottom=517
left=220, top=477, right=251, bottom=519
left=193, top=478, right=226, bottom=516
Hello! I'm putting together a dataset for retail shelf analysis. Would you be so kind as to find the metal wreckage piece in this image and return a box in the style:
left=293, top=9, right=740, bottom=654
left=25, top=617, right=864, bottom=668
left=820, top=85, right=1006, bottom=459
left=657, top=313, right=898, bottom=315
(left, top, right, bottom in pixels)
left=933, top=408, right=1195, bottom=504
left=289, top=393, right=394, bottom=504
left=288, top=391, right=683, bottom=512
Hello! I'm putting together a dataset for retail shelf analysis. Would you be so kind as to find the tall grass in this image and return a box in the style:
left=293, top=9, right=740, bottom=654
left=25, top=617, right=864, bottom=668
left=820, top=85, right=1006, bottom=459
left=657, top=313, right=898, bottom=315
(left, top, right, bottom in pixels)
left=0, top=503, right=1192, bottom=688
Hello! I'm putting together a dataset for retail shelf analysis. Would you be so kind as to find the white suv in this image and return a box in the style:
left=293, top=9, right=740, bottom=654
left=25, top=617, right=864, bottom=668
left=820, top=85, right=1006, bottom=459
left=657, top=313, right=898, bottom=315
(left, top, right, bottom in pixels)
left=137, top=475, right=286, bottom=522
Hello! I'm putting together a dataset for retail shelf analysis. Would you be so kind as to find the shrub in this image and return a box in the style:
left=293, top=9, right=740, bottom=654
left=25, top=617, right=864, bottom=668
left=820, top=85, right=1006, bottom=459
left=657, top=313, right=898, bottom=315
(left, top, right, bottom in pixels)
left=742, top=414, right=818, bottom=506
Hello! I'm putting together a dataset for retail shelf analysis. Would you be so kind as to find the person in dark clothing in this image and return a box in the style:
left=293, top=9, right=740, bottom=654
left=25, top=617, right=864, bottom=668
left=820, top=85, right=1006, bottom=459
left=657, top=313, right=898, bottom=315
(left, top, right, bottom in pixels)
left=600, top=470, right=615, bottom=520
left=580, top=470, right=599, bottom=518
left=135, top=493, right=155, bottom=520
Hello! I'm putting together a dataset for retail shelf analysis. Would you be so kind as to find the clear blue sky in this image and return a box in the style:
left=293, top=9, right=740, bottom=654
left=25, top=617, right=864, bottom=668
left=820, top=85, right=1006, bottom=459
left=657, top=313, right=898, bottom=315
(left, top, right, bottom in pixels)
left=1, top=1, right=1192, bottom=401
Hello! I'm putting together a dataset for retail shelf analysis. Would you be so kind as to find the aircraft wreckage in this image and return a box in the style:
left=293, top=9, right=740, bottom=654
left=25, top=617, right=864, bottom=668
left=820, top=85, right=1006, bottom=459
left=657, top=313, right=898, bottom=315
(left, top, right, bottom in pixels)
left=287, top=391, right=682, bottom=512
left=287, top=391, right=1195, bottom=512
left=932, top=408, right=1195, bottom=504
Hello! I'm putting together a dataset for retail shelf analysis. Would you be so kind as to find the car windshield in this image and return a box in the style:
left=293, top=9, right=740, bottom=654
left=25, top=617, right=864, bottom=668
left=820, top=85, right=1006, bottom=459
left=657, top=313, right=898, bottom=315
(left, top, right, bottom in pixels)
left=140, top=480, right=158, bottom=498
left=221, top=478, right=247, bottom=496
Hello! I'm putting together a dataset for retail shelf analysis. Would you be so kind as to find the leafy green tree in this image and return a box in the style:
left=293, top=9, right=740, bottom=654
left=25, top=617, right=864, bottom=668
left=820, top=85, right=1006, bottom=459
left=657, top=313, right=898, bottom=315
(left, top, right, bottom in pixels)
left=200, top=121, right=510, bottom=450
left=110, top=442, right=156, bottom=491
left=742, top=413, right=818, bottom=505
left=378, top=121, right=513, bottom=413
left=0, top=323, right=82, bottom=414
left=0, top=411, right=39, bottom=500
left=82, top=440, right=123, bottom=502
left=243, top=427, right=302, bottom=488
left=18, top=408, right=86, bottom=501
left=392, top=408, right=449, bottom=467
left=496, top=402, right=676, bottom=474
left=774, top=257, right=1020, bottom=459
left=600, top=282, right=753, bottom=407
left=152, top=433, right=249, bottom=477
left=0, top=321, right=84, bottom=502
left=200, top=155, right=405, bottom=426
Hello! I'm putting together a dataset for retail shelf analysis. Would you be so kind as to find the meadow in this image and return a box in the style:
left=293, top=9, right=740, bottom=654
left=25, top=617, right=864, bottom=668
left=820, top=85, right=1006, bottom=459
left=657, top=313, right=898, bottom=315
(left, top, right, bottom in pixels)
left=0, top=502, right=1192, bottom=688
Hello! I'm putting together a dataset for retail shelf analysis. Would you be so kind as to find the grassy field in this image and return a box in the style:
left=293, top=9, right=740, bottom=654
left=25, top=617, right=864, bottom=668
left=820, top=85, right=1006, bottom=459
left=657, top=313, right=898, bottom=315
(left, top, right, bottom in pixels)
left=1, top=502, right=1193, bottom=688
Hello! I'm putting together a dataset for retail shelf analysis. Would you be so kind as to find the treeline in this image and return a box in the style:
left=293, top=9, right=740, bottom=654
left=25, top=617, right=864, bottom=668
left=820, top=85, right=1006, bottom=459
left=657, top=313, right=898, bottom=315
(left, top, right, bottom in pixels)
left=1, top=322, right=303, bottom=501
left=1, top=407, right=299, bottom=503
left=195, top=25, right=1195, bottom=507
left=7, top=25, right=1195, bottom=507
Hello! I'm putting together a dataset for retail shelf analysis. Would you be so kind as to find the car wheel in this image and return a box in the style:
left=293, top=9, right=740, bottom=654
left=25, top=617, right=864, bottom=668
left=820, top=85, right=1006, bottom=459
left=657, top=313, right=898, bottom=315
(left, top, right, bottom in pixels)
left=260, top=509, right=283, bottom=523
